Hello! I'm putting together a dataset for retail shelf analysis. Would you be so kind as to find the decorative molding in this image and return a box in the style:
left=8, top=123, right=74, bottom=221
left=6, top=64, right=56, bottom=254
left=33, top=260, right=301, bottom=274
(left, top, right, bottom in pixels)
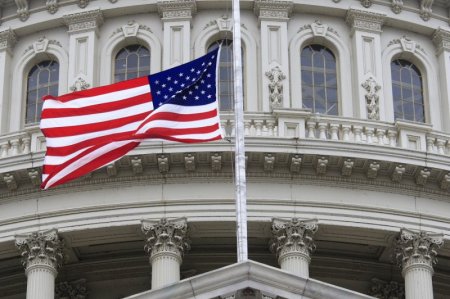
left=27, top=169, right=41, bottom=186
left=346, top=8, right=386, bottom=34
left=46, top=0, right=58, bottom=14
left=63, top=9, right=104, bottom=34
left=265, top=66, right=286, bottom=109
left=15, top=229, right=64, bottom=271
left=367, top=161, right=380, bottom=179
left=131, top=157, right=143, bottom=174
left=0, top=28, right=17, bottom=52
left=211, top=153, right=222, bottom=172
left=316, top=156, right=328, bottom=175
left=184, top=153, right=196, bottom=172
left=3, top=173, right=17, bottom=191
left=142, top=217, right=190, bottom=259
left=395, top=228, right=443, bottom=273
left=157, top=154, right=169, bottom=173
left=15, top=0, right=29, bottom=22
left=69, top=77, right=90, bottom=92
left=387, top=36, right=425, bottom=54
left=290, top=155, right=302, bottom=173
left=297, top=20, right=339, bottom=37
left=391, top=165, right=406, bottom=183
left=342, top=158, right=354, bottom=176
left=106, top=163, right=117, bottom=177
left=419, top=0, right=433, bottom=21
left=432, top=28, right=450, bottom=54
left=361, top=76, right=381, bottom=120
left=360, top=0, right=373, bottom=8
left=157, top=0, right=197, bottom=20
left=440, top=173, right=450, bottom=190
left=264, top=153, right=275, bottom=172
left=110, top=20, right=153, bottom=38
left=254, top=0, right=293, bottom=20
left=415, top=168, right=430, bottom=186
left=55, top=278, right=88, bottom=299
left=270, top=218, right=318, bottom=260
left=391, top=0, right=403, bottom=14
left=369, top=278, right=405, bottom=299
left=77, top=0, right=89, bottom=9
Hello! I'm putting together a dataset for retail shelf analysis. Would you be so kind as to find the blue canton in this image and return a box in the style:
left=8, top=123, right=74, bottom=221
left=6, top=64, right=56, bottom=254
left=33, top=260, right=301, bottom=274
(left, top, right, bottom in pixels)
left=148, top=48, right=219, bottom=109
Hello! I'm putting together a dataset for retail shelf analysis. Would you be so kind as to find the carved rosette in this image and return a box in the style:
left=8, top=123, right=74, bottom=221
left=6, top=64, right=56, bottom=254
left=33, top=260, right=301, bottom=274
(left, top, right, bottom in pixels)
left=369, top=278, right=405, bottom=299
left=55, top=279, right=88, bottom=299
left=15, top=229, right=64, bottom=274
left=361, top=76, right=381, bottom=120
left=142, top=218, right=190, bottom=263
left=46, top=0, right=59, bottom=14
left=265, top=66, right=286, bottom=109
left=270, top=218, right=318, bottom=263
left=395, top=229, right=444, bottom=275
left=391, top=0, right=403, bottom=14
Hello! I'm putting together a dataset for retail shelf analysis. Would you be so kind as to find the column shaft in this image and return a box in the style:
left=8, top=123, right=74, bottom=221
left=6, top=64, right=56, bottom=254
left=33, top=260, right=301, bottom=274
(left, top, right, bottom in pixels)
left=26, top=265, right=57, bottom=299
left=151, top=252, right=181, bottom=289
left=279, top=252, right=310, bottom=277
left=404, top=265, right=433, bottom=299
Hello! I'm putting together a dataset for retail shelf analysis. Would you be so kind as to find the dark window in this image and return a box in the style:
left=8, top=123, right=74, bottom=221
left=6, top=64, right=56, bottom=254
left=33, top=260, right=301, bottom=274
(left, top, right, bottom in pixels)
left=26, top=60, right=59, bottom=124
left=114, top=45, right=150, bottom=82
left=301, top=44, right=338, bottom=115
left=391, top=59, right=424, bottom=122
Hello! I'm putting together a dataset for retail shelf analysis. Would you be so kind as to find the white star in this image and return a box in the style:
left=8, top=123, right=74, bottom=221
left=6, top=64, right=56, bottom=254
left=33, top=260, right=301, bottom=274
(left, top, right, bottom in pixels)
left=155, top=80, right=159, bottom=85
left=206, top=74, right=211, bottom=78
left=212, top=55, right=215, bottom=59
left=207, top=84, right=211, bottom=88
left=201, top=62, right=205, bottom=66
left=190, top=68, right=195, bottom=72
left=156, top=90, right=161, bottom=95
left=181, top=83, right=185, bottom=87
left=208, top=62, right=212, bottom=66
left=195, top=85, right=199, bottom=89
left=169, top=87, right=173, bottom=91
left=183, top=96, right=187, bottom=100
left=201, top=90, right=205, bottom=94
left=167, top=76, right=171, bottom=81
left=179, top=72, right=183, bottom=77
left=162, top=84, right=166, bottom=88
left=174, top=80, right=178, bottom=84
left=201, top=80, right=205, bottom=84
left=159, top=102, right=162, bottom=106
left=186, top=76, right=190, bottom=80
left=207, top=94, right=212, bottom=98
left=196, top=70, right=201, bottom=75
left=189, top=91, right=193, bottom=95
left=195, top=96, right=199, bottom=100
left=171, top=95, right=176, bottom=98
left=192, top=78, right=196, bottom=82
left=164, top=95, right=168, bottom=99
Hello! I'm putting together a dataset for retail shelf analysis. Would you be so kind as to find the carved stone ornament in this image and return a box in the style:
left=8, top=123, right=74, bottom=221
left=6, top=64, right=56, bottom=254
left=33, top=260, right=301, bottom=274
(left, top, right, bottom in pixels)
left=211, top=153, right=222, bottom=171
left=432, top=28, right=450, bottom=54
left=46, top=0, right=58, bottom=14
left=369, top=278, right=405, bottom=299
left=0, top=28, right=17, bottom=52
left=342, top=158, right=354, bottom=176
left=360, top=0, right=373, bottom=8
left=297, top=20, right=339, bottom=37
left=157, top=154, right=169, bottom=173
left=440, top=173, right=450, bottom=190
left=345, top=9, right=386, bottom=33
left=265, top=66, right=286, bottom=109
left=290, top=155, right=302, bottom=173
left=131, top=156, right=143, bottom=174
left=254, top=0, right=293, bottom=20
left=77, top=0, right=89, bottom=9
left=142, top=218, right=190, bottom=259
left=391, top=165, right=406, bottom=183
left=3, top=173, right=17, bottom=191
left=70, top=77, right=90, bottom=92
left=391, top=0, right=403, bottom=14
left=157, top=0, right=197, bottom=20
left=264, top=153, right=275, bottom=172
left=367, top=161, right=380, bottom=179
left=55, top=278, right=88, bottom=299
left=15, top=229, right=64, bottom=271
left=316, top=156, right=328, bottom=175
left=111, top=20, right=153, bottom=38
left=419, top=0, right=433, bottom=21
left=184, top=153, right=196, bottom=172
left=270, top=218, right=318, bottom=260
left=15, top=0, right=29, bottom=22
left=361, top=76, right=381, bottom=120
left=63, top=9, right=104, bottom=34
left=395, top=229, right=444, bottom=272
left=415, top=167, right=430, bottom=186
left=106, top=162, right=117, bottom=177
left=28, top=168, right=41, bottom=186
left=388, top=36, right=425, bottom=54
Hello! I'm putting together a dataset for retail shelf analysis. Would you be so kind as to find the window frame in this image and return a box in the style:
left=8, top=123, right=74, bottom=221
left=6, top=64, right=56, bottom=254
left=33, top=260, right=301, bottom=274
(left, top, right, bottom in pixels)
left=113, top=44, right=151, bottom=83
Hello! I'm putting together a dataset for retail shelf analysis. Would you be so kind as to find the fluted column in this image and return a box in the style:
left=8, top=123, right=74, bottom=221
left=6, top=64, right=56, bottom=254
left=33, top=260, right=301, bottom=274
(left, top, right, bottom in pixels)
left=395, top=229, right=444, bottom=299
left=15, top=229, right=64, bottom=299
left=142, top=217, right=190, bottom=289
left=270, top=218, right=318, bottom=278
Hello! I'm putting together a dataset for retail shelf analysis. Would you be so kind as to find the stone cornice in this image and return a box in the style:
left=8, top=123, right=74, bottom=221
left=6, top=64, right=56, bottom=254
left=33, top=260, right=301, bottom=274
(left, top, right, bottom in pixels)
left=346, top=8, right=386, bottom=34
left=254, top=0, right=293, bottom=21
left=0, top=28, right=17, bottom=52
left=432, top=27, right=450, bottom=54
left=157, top=0, right=196, bottom=20
left=63, top=8, right=104, bottom=34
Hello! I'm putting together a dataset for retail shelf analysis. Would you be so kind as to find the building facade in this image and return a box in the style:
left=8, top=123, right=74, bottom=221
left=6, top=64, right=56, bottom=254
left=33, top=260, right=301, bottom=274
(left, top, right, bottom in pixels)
left=0, top=0, right=449, bottom=298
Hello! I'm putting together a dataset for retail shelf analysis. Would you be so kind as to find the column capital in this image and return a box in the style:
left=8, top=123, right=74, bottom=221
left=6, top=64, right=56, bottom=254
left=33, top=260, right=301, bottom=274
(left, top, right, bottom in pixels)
left=157, top=0, right=197, bottom=20
left=432, top=27, right=450, bottom=54
left=142, top=217, right=190, bottom=262
left=270, top=218, right=318, bottom=262
left=395, top=228, right=444, bottom=275
left=345, top=8, right=386, bottom=34
left=63, top=8, right=104, bottom=34
left=253, top=0, right=293, bottom=21
left=15, top=229, right=64, bottom=274
left=55, top=279, right=88, bottom=299
left=0, top=28, right=17, bottom=52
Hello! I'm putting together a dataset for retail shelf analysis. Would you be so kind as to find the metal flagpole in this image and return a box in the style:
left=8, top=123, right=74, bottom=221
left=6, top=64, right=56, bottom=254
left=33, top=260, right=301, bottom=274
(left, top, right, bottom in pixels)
left=232, top=0, right=248, bottom=262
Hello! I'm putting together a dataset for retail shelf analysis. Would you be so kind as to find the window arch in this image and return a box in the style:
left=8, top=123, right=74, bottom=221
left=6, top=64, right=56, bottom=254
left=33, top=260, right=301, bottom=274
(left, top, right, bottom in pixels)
left=114, top=44, right=150, bottom=82
left=391, top=59, right=424, bottom=122
left=301, top=44, right=338, bottom=115
left=26, top=60, right=59, bottom=124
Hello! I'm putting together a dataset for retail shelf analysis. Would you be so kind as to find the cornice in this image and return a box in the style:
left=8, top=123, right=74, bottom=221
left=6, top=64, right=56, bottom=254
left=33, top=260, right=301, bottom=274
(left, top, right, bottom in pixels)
left=157, top=0, right=196, bottom=20
left=345, top=8, right=386, bottom=34
left=63, top=8, right=104, bottom=34
left=254, top=0, right=293, bottom=21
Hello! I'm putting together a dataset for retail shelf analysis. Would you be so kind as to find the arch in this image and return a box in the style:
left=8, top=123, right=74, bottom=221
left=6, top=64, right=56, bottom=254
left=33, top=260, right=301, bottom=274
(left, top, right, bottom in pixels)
left=193, top=21, right=259, bottom=111
left=289, top=23, right=352, bottom=116
left=100, top=23, right=161, bottom=86
left=381, top=39, right=441, bottom=129
left=10, top=41, right=68, bottom=131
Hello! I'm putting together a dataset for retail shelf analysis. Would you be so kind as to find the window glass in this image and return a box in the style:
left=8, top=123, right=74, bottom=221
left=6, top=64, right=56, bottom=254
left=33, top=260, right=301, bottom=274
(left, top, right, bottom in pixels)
left=114, top=45, right=150, bottom=83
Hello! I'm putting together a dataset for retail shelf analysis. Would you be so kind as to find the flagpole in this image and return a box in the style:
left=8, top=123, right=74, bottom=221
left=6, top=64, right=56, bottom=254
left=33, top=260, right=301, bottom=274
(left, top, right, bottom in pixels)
left=232, top=0, right=248, bottom=262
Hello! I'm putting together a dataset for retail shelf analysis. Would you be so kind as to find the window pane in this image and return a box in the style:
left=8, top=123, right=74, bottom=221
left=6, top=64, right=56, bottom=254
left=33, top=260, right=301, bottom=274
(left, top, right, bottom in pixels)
left=114, top=45, right=151, bottom=83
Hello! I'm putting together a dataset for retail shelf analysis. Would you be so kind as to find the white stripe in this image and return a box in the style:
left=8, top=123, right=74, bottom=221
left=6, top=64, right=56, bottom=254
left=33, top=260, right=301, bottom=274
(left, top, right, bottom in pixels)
left=171, top=128, right=223, bottom=140
left=43, top=147, right=92, bottom=165
left=40, top=102, right=153, bottom=129
left=149, top=102, right=218, bottom=115
left=45, top=121, right=142, bottom=147
left=138, top=116, right=218, bottom=132
left=43, top=85, right=151, bottom=109
left=43, top=140, right=138, bottom=189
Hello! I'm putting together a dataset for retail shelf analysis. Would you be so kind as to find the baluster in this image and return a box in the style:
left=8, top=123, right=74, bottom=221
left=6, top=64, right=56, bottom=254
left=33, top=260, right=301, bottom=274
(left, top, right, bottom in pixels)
left=230, top=120, right=236, bottom=137
left=0, top=142, right=9, bottom=158
left=318, top=123, right=327, bottom=140
left=353, top=126, right=363, bottom=142
left=376, top=129, right=386, bottom=145
left=10, top=139, right=20, bottom=155
left=426, top=137, right=435, bottom=153
left=306, top=121, right=316, bottom=138
left=244, top=119, right=251, bottom=136
left=266, top=120, right=275, bottom=137
left=329, top=124, right=339, bottom=140
left=365, top=127, right=374, bottom=144
left=262, top=121, right=268, bottom=136
left=342, top=125, right=351, bottom=141
left=22, top=136, right=31, bottom=154
left=387, top=130, right=397, bottom=147
left=254, top=120, right=263, bottom=136
left=436, top=139, right=446, bottom=155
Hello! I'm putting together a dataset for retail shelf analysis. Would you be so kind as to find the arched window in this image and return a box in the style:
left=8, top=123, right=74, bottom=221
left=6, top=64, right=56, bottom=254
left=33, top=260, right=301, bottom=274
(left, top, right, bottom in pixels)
left=26, top=60, right=59, bottom=124
left=114, top=44, right=150, bottom=82
left=208, top=39, right=240, bottom=111
left=301, top=44, right=338, bottom=115
left=391, top=59, right=424, bottom=122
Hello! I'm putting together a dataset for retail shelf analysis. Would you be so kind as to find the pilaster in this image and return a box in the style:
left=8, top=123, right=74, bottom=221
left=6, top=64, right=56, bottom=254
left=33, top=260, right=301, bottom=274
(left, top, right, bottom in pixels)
left=395, top=228, right=443, bottom=299
left=142, top=217, right=190, bottom=289
left=269, top=218, right=318, bottom=278
left=63, top=9, right=103, bottom=92
left=346, top=8, right=386, bottom=120
left=0, top=28, right=16, bottom=134
left=254, top=0, right=292, bottom=112
left=157, top=0, right=196, bottom=69
left=15, top=229, right=64, bottom=299
left=432, top=28, right=450, bottom=131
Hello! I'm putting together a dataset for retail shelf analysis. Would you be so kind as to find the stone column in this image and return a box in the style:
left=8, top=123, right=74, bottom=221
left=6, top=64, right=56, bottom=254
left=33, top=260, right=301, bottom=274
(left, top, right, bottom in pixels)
left=395, top=229, right=444, bottom=299
left=270, top=218, right=318, bottom=278
left=15, top=229, right=64, bottom=299
left=0, top=28, right=16, bottom=134
left=254, top=0, right=292, bottom=112
left=142, top=217, right=190, bottom=289
left=157, top=0, right=196, bottom=69
left=63, top=9, right=103, bottom=92
left=346, top=8, right=386, bottom=120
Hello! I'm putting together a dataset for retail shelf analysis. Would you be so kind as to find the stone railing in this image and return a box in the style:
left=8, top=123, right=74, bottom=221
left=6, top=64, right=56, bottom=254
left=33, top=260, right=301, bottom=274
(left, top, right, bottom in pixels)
left=0, top=126, right=45, bottom=160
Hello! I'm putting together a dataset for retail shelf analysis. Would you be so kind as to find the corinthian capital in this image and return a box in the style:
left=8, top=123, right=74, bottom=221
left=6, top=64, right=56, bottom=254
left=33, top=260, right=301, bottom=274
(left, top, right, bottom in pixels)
left=0, top=28, right=17, bottom=52
left=142, top=217, right=190, bottom=260
left=270, top=218, right=318, bottom=260
left=15, top=229, right=64, bottom=272
left=63, top=9, right=104, bottom=34
left=395, top=228, right=444, bottom=273
left=157, top=0, right=197, bottom=20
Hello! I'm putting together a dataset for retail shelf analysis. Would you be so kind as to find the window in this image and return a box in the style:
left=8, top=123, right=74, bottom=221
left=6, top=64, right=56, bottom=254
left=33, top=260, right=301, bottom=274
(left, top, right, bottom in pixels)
left=391, top=59, right=424, bottom=122
left=26, top=60, right=59, bottom=124
left=301, top=44, right=338, bottom=115
left=114, top=44, right=150, bottom=82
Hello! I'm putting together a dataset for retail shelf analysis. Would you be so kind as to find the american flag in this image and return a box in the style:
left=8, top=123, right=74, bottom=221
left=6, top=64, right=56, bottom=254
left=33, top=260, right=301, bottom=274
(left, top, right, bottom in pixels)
left=40, top=48, right=223, bottom=190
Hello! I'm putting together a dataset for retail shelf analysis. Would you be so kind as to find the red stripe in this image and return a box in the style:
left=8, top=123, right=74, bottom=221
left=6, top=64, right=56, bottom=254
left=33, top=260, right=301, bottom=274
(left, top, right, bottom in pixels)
left=42, top=112, right=150, bottom=137
left=135, top=123, right=220, bottom=139
left=43, top=76, right=150, bottom=103
left=143, top=109, right=218, bottom=123
left=144, top=134, right=223, bottom=144
left=41, top=93, right=152, bottom=119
